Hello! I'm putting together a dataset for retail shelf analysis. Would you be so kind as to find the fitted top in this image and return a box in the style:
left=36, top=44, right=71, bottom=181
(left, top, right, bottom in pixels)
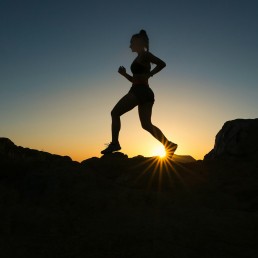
left=130, top=54, right=151, bottom=75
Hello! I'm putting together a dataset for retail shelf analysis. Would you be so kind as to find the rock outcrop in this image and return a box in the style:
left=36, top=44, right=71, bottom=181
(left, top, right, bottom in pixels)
left=204, top=118, right=258, bottom=160
left=0, top=137, right=73, bottom=165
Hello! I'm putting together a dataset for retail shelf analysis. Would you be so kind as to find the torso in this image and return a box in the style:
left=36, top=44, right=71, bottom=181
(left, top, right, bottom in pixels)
left=130, top=52, right=151, bottom=85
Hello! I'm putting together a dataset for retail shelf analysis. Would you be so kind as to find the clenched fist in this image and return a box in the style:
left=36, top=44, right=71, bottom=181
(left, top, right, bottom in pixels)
left=118, top=66, right=126, bottom=76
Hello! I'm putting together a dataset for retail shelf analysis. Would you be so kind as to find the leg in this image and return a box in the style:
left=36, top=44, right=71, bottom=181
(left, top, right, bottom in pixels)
left=111, top=93, right=138, bottom=143
left=138, top=102, right=170, bottom=145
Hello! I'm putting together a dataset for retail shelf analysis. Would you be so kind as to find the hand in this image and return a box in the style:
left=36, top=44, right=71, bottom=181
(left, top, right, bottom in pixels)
left=118, top=66, right=126, bottom=76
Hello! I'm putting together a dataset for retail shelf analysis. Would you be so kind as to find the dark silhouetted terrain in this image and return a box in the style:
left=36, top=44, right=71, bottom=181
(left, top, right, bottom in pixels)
left=1, top=119, right=258, bottom=257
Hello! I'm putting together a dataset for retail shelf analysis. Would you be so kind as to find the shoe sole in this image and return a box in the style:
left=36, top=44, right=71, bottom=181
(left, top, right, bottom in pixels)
left=101, top=147, right=121, bottom=154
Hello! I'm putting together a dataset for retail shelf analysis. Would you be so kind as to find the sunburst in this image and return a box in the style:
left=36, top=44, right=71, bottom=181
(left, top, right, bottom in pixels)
left=152, top=145, right=166, bottom=158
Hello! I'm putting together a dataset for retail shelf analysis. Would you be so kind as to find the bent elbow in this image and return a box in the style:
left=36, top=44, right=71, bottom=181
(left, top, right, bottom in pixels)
left=162, top=61, right=166, bottom=68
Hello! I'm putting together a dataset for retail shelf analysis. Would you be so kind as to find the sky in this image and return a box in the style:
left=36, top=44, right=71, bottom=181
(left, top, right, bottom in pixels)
left=1, top=0, right=257, bottom=161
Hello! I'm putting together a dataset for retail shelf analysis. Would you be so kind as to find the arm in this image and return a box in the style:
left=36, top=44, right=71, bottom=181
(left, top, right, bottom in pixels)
left=146, top=52, right=166, bottom=77
left=118, top=66, right=133, bottom=82
left=123, top=72, right=133, bottom=82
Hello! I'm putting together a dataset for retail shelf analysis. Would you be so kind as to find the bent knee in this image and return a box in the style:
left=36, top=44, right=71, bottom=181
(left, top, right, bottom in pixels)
left=111, top=108, right=120, bottom=117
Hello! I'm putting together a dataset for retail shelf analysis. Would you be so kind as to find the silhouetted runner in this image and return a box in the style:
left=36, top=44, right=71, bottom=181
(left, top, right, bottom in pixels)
left=101, top=29, right=177, bottom=157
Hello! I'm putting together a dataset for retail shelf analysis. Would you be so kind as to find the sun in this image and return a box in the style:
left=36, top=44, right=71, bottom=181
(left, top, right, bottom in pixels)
left=152, top=145, right=166, bottom=158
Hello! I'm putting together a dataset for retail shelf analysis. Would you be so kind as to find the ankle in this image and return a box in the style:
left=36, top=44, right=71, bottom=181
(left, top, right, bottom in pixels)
left=164, top=140, right=176, bottom=147
left=163, top=140, right=170, bottom=146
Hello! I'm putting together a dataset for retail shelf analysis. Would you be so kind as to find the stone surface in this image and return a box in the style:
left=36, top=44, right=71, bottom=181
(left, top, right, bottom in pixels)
left=204, top=118, right=258, bottom=160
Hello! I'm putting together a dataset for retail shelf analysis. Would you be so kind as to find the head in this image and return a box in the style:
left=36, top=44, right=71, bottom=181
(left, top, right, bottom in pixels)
left=130, top=29, right=149, bottom=53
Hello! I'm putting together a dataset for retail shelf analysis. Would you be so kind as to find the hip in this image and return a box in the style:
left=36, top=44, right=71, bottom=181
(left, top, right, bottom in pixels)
left=128, top=84, right=155, bottom=104
left=130, top=83, right=153, bottom=92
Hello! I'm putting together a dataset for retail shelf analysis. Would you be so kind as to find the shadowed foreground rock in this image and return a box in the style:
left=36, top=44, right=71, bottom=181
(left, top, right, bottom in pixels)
left=0, top=137, right=258, bottom=258
left=205, top=118, right=258, bottom=160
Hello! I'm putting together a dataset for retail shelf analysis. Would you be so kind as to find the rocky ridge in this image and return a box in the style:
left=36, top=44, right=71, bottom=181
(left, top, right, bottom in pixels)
left=0, top=119, right=258, bottom=257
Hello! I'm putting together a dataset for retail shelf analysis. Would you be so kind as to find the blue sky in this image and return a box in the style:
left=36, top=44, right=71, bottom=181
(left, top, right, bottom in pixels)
left=1, top=0, right=257, bottom=160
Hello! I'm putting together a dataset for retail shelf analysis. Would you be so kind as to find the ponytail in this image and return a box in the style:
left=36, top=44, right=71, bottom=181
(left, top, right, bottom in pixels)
left=139, top=29, right=149, bottom=51
left=132, top=29, right=149, bottom=52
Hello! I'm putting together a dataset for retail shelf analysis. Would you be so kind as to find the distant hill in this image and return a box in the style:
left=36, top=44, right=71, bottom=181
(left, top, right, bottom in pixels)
left=170, top=154, right=196, bottom=163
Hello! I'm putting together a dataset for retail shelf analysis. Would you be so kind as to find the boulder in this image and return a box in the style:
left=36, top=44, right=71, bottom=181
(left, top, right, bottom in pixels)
left=204, top=118, right=258, bottom=160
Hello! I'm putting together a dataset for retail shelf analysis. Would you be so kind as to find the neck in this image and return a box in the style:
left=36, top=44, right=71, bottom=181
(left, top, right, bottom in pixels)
left=137, top=50, right=145, bottom=56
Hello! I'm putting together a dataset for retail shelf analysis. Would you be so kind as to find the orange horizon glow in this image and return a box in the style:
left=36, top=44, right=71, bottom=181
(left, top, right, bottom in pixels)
left=8, top=134, right=210, bottom=163
left=29, top=140, right=209, bottom=162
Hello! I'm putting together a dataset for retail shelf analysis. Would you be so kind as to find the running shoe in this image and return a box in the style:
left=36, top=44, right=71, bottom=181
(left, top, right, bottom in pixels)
left=165, top=141, right=178, bottom=158
left=101, top=142, right=121, bottom=154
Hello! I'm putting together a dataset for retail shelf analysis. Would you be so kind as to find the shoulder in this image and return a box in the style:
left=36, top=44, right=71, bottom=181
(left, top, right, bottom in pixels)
left=145, top=51, right=154, bottom=56
left=144, top=51, right=166, bottom=66
left=144, top=51, right=159, bottom=63
left=139, top=51, right=155, bottom=64
left=144, top=51, right=155, bottom=59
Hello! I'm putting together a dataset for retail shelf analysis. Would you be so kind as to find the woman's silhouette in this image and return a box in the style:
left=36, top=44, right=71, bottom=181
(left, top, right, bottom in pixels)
left=101, top=29, right=177, bottom=157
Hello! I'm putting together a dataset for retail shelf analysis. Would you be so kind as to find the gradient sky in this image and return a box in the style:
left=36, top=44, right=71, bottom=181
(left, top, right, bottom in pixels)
left=1, top=0, right=257, bottom=161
